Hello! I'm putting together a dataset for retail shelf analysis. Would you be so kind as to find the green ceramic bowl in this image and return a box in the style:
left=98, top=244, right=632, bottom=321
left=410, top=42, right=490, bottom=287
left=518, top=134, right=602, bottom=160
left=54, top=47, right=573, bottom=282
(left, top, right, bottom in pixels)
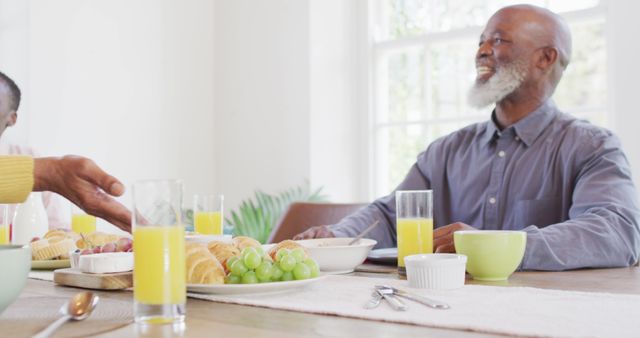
left=454, top=230, right=526, bottom=281
left=0, top=245, right=31, bottom=314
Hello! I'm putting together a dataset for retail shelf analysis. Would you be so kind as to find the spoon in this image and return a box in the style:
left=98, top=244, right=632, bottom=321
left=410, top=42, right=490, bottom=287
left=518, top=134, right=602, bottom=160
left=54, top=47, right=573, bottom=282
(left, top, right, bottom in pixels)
left=33, top=291, right=99, bottom=338
left=348, top=220, right=380, bottom=245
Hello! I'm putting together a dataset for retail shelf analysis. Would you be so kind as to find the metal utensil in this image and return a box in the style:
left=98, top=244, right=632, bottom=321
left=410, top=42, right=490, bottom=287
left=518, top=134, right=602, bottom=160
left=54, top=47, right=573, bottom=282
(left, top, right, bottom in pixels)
left=364, top=291, right=383, bottom=309
left=348, top=220, right=380, bottom=245
left=33, top=292, right=99, bottom=338
left=376, top=288, right=407, bottom=311
left=375, top=285, right=450, bottom=310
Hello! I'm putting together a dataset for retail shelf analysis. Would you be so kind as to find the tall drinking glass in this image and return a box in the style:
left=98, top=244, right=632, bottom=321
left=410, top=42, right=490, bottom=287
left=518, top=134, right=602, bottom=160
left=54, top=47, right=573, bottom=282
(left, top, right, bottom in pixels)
left=193, top=194, right=224, bottom=235
left=71, top=204, right=97, bottom=234
left=133, top=180, right=186, bottom=324
left=396, top=190, right=433, bottom=276
left=0, top=205, right=9, bottom=244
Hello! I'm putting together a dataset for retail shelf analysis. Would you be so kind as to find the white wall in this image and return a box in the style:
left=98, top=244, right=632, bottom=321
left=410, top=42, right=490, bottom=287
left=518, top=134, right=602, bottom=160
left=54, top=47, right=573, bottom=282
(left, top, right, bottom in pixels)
left=1, top=0, right=216, bottom=232
left=309, top=0, right=368, bottom=203
left=607, top=0, right=640, bottom=188
left=213, top=0, right=311, bottom=212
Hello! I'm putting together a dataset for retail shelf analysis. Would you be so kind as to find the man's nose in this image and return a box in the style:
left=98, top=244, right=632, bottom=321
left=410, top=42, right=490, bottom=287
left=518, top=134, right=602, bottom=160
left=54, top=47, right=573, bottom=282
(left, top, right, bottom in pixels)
left=476, top=41, right=492, bottom=60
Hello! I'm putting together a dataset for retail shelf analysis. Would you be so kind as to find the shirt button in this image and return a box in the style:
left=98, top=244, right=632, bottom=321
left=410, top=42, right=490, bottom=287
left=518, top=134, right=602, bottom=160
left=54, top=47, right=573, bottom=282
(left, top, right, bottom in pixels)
left=489, top=197, right=496, bottom=204
left=498, top=151, right=506, bottom=158
left=515, top=136, right=520, bottom=141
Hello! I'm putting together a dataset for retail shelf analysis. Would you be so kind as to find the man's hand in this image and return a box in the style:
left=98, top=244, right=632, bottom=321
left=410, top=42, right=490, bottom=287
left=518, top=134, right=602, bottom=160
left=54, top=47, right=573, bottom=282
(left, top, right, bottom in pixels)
left=293, top=225, right=335, bottom=240
left=433, top=222, right=476, bottom=253
left=33, top=156, right=132, bottom=232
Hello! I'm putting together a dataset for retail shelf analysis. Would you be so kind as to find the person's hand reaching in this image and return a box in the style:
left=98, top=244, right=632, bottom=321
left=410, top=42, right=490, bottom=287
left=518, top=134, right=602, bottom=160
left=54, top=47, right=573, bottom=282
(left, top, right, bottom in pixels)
left=433, top=222, right=476, bottom=253
left=293, top=225, right=335, bottom=240
left=33, top=156, right=132, bottom=232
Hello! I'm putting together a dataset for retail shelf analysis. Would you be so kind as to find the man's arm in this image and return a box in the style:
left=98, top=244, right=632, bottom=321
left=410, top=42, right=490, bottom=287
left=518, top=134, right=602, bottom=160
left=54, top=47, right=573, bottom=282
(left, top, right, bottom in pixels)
left=323, top=152, right=433, bottom=248
left=33, top=156, right=132, bottom=232
left=521, top=132, right=640, bottom=270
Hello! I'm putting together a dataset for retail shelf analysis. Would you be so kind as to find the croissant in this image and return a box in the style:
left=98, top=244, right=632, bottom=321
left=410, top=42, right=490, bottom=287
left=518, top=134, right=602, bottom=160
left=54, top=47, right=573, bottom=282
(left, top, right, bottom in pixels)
left=232, top=236, right=261, bottom=251
left=207, top=241, right=240, bottom=270
left=268, top=240, right=309, bottom=261
left=32, top=238, right=75, bottom=260
left=186, top=242, right=225, bottom=284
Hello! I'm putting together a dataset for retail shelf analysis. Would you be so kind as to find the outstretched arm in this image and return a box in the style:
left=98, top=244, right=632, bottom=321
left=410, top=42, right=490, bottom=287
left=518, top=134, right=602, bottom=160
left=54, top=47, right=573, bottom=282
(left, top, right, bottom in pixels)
left=33, top=156, right=132, bottom=232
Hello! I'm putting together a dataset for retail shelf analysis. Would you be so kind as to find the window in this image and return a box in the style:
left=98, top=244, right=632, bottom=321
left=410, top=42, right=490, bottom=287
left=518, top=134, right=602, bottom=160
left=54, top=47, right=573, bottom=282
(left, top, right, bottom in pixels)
left=369, top=0, right=607, bottom=196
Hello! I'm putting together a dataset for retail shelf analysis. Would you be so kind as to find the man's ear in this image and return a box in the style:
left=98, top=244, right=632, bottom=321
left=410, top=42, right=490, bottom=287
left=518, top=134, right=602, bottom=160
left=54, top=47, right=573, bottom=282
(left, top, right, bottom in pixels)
left=7, top=112, right=17, bottom=127
left=537, top=47, right=559, bottom=72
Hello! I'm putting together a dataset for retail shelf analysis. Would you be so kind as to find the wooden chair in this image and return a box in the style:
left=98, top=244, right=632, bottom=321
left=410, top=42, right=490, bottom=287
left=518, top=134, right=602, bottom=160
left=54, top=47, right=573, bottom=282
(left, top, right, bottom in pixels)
left=267, top=202, right=367, bottom=243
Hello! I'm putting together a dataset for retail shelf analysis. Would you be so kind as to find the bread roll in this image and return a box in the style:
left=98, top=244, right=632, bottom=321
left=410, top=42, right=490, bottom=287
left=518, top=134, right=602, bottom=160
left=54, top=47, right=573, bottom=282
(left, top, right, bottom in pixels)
left=268, top=240, right=309, bottom=261
left=32, top=238, right=75, bottom=260
left=186, top=243, right=225, bottom=284
left=232, top=236, right=261, bottom=251
left=207, top=241, right=240, bottom=269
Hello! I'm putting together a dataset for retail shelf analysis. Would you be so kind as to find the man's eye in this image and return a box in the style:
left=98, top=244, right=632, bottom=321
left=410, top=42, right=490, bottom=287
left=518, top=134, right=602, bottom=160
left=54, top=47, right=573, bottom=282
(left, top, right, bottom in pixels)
left=494, top=37, right=503, bottom=44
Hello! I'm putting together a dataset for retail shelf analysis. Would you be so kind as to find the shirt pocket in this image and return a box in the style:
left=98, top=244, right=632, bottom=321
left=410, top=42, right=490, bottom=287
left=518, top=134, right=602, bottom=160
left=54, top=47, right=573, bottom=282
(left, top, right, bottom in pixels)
left=513, top=197, right=562, bottom=228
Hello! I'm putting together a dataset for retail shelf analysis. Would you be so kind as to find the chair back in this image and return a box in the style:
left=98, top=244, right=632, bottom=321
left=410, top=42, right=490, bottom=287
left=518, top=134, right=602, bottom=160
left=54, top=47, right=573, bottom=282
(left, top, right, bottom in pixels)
left=268, top=202, right=366, bottom=243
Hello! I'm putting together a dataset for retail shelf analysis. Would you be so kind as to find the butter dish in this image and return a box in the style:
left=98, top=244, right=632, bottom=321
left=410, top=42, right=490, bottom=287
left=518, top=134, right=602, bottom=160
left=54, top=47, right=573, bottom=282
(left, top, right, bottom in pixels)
left=404, top=253, right=467, bottom=290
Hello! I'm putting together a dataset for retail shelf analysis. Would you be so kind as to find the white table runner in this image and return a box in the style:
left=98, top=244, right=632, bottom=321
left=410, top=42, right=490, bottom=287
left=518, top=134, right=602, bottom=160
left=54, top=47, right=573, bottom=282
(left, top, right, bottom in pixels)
left=188, top=274, right=640, bottom=338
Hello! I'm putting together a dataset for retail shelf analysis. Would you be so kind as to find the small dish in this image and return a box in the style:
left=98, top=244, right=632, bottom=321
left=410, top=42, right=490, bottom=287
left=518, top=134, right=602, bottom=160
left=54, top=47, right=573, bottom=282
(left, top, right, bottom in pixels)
left=404, top=253, right=467, bottom=290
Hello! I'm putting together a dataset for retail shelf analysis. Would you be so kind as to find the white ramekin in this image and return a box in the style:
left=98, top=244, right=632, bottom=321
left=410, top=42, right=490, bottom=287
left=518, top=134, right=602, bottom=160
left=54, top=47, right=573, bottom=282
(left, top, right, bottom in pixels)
left=404, top=253, right=467, bottom=289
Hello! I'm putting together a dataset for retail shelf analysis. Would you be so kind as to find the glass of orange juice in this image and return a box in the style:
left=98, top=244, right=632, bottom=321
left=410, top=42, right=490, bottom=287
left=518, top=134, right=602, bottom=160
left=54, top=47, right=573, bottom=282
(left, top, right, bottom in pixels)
left=71, top=204, right=97, bottom=234
left=133, top=179, right=186, bottom=324
left=193, top=194, right=224, bottom=235
left=396, top=190, right=433, bottom=276
left=0, top=204, right=10, bottom=244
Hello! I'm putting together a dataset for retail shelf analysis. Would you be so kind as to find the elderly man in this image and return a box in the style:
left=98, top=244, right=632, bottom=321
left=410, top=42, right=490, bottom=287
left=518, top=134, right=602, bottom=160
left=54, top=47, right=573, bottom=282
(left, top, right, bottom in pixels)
left=0, top=71, right=70, bottom=228
left=295, top=5, right=640, bottom=270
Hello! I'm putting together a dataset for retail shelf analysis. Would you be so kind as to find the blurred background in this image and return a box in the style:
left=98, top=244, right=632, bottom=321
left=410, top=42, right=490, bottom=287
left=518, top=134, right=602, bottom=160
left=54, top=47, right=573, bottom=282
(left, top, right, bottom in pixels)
left=1, top=0, right=638, bottom=234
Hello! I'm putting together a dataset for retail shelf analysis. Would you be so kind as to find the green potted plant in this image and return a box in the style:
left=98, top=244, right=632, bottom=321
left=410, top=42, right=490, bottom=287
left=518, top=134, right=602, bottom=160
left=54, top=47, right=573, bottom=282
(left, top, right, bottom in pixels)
left=226, top=184, right=327, bottom=243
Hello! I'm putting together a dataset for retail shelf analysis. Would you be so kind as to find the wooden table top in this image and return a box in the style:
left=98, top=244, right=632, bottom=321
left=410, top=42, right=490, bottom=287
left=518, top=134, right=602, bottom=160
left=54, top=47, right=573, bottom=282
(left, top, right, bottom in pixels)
left=2, top=266, right=639, bottom=338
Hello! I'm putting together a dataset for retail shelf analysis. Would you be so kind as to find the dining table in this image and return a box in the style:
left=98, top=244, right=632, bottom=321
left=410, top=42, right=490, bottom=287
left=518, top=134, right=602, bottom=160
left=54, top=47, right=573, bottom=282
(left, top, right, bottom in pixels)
left=1, top=264, right=639, bottom=338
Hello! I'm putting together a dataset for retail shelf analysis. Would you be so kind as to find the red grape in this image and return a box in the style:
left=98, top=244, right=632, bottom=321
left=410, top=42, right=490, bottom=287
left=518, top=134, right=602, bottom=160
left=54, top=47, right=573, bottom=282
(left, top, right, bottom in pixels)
left=116, top=237, right=132, bottom=252
left=101, top=242, right=116, bottom=253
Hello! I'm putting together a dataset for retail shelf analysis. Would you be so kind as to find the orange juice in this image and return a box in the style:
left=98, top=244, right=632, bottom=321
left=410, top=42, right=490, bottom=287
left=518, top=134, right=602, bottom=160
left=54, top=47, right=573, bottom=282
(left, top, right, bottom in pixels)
left=0, top=224, right=9, bottom=244
left=133, top=226, right=185, bottom=305
left=397, top=218, right=433, bottom=267
left=72, top=214, right=97, bottom=234
left=194, top=211, right=222, bottom=235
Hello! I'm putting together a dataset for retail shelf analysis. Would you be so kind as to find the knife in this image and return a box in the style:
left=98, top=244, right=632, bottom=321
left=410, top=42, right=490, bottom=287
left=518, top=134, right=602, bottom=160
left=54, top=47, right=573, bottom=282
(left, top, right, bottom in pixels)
left=376, top=288, right=408, bottom=311
left=363, top=291, right=383, bottom=309
left=375, top=285, right=450, bottom=310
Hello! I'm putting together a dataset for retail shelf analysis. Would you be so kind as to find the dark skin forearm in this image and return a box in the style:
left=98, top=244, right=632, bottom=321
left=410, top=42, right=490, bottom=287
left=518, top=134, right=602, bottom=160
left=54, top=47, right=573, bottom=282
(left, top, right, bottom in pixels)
left=33, top=155, right=132, bottom=232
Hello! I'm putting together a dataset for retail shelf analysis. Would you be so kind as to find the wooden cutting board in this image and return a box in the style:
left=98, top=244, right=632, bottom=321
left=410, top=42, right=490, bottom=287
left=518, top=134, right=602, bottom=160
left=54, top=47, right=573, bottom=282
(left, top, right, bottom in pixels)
left=53, top=268, right=133, bottom=290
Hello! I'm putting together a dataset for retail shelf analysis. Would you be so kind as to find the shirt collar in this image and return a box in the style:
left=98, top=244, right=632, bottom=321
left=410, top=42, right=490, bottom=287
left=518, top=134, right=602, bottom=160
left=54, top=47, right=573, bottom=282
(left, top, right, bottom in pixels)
left=481, top=100, right=558, bottom=147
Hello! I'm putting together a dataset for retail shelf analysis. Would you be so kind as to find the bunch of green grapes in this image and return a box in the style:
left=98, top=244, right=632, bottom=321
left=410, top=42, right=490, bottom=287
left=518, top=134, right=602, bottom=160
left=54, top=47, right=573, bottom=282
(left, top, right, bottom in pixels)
left=225, top=247, right=320, bottom=284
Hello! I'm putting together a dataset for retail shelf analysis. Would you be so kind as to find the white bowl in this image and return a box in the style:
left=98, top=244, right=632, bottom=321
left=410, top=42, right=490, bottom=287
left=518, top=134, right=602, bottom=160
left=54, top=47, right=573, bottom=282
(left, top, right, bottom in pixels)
left=405, top=253, right=467, bottom=290
left=0, top=245, right=31, bottom=314
left=296, top=238, right=377, bottom=274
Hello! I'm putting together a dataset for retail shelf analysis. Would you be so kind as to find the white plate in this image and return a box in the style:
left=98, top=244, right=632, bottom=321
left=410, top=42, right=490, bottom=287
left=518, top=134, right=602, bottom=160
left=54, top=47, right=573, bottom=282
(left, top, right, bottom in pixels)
left=185, top=234, right=232, bottom=244
left=31, top=259, right=71, bottom=270
left=187, top=275, right=325, bottom=295
left=367, top=248, right=397, bottom=265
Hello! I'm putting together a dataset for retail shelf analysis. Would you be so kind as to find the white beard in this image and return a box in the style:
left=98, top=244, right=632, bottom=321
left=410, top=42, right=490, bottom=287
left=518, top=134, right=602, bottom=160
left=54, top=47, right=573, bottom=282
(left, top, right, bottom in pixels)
left=467, top=61, right=527, bottom=109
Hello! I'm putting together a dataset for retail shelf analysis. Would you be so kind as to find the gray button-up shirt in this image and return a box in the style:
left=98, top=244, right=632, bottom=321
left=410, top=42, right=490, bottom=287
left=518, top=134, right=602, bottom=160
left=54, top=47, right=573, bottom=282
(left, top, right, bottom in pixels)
left=330, top=101, right=640, bottom=270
